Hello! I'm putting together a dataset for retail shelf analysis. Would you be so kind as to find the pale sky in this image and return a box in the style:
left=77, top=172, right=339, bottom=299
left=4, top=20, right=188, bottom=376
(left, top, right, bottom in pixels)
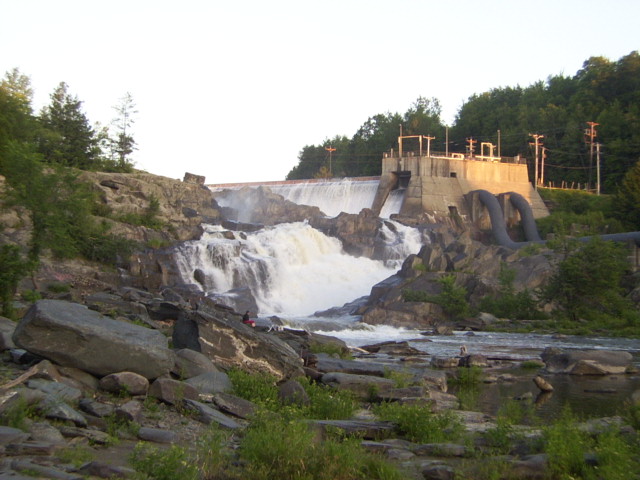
left=2, top=0, right=638, bottom=183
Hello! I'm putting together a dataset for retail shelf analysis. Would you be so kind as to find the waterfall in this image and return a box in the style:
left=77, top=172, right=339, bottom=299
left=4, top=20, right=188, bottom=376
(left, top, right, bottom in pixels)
left=174, top=221, right=422, bottom=317
left=268, top=179, right=380, bottom=216
left=213, top=178, right=404, bottom=218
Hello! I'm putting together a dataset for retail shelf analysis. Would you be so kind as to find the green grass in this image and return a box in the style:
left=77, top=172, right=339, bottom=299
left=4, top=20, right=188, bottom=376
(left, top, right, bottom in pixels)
left=228, top=368, right=356, bottom=420
left=373, top=402, right=463, bottom=443
left=239, top=411, right=405, bottom=480
left=130, top=443, right=199, bottom=480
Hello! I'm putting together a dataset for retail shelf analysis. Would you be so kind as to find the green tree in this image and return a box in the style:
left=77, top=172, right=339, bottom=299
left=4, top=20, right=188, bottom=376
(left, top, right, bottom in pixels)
left=542, top=237, right=631, bottom=321
left=0, top=69, right=36, bottom=152
left=38, top=82, right=100, bottom=169
left=613, top=159, right=640, bottom=230
left=435, top=274, right=470, bottom=321
left=108, top=92, right=137, bottom=171
left=0, top=244, right=30, bottom=318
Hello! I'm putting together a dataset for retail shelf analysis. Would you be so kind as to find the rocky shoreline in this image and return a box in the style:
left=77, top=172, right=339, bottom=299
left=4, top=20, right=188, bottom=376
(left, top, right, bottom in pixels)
left=1, top=288, right=638, bottom=479
left=1, top=171, right=639, bottom=478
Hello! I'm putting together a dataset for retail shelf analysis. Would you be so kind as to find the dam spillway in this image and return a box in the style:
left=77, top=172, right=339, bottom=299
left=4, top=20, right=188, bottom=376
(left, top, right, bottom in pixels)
left=209, top=176, right=405, bottom=218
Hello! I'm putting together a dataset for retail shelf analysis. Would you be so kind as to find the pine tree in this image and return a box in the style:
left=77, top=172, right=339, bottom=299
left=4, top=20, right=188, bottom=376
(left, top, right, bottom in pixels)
left=38, top=82, right=100, bottom=169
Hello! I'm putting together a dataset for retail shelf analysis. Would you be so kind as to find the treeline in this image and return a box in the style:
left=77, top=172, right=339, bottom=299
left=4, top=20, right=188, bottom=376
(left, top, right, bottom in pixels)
left=0, top=68, right=137, bottom=173
left=287, top=51, right=640, bottom=195
left=0, top=70, right=139, bottom=316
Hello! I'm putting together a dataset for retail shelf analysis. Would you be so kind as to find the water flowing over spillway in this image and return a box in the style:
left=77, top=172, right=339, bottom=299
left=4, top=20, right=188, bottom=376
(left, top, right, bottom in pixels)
left=266, top=179, right=381, bottom=217
left=175, top=221, right=423, bottom=317
left=214, top=178, right=404, bottom=218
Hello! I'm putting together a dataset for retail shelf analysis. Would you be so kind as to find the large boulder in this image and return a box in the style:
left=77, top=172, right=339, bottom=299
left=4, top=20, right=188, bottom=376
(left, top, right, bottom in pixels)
left=541, top=347, right=633, bottom=375
left=13, top=300, right=175, bottom=379
left=172, top=310, right=304, bottom=380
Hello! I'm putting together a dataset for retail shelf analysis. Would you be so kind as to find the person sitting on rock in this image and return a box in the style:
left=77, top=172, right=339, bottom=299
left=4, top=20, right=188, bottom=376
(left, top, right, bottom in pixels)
left=242, top=310, right=256, bottom=327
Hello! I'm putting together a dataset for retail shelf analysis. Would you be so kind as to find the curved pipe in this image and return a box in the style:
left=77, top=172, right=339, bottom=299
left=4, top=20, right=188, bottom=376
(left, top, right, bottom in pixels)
left=471, top=189, right=640, bottom=249
left=472, top=190, right=522, bottom=249
left=507, top=192, right=541, bottom=242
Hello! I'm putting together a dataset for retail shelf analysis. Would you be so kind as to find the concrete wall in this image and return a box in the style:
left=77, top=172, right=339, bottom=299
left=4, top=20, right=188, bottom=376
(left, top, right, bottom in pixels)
left=382, top=155, right=549, bottom=221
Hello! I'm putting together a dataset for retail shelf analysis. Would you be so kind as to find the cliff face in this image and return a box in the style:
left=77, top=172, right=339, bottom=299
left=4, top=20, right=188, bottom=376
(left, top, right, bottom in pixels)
left=80, top=170, right=222, bottom=243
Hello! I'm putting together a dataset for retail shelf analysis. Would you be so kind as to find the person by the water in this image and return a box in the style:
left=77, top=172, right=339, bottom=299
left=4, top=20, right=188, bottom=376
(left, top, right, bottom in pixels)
left=242, top=311, right=256, bottom=327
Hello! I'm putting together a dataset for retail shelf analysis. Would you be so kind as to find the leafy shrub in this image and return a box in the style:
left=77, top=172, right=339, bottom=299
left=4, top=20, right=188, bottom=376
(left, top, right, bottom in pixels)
left=403, top=275, right=471, bottom=321
left=373, top=402, right=463, bottom=443
left=479, top=263, right=545, bottom=320
left=543, top=408, right=590, bottom=478
left=298, top=376, right=356, bottom=420
left=239, top=411, right=404, bottom=480
left=228, top=368, right=279, bottom=410
left=0, top=244, right=30, bottom=317
left=0, top=397, right=39, bottom=430
left=129, top=443, right=199, bottom=480
left=434, top=274, right=470, bottom=320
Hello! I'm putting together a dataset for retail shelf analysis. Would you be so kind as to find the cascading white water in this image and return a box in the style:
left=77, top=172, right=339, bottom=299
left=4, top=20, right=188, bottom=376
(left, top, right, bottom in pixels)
left=268, top=179, right=378, bottom=216
left=174, top=221, right=422, bottom=317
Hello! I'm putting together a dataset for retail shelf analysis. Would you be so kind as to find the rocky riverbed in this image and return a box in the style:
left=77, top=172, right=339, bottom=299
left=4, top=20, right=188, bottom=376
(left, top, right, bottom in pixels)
left=1, top=287, right=638, bottom=479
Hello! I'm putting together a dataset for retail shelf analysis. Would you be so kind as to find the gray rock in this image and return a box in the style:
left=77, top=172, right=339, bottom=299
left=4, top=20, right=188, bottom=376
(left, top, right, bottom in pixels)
left=0, top=316, right=16, bottom=351
left=137, top=426, right=178, bottom=444
left=38, top=396, right=87, bottom=427
left=421, top=463, right=456, bottom=480
left=115, top=400, right=143, bottom=423
left=149, top=378, right=199, bottom=405
left=99, top=372, right=149, bottom=396
left=57, top=366, right=100, bottom=392
left=75, top=461, right=135, bottom=479
left=58, top=426, right=111, bottom=445
left=172, top=310, right=304, bottom=380
left=26, top=379, right=82, bottom=403
left=28, top=422, right=64, bottom=443
left=184, top=371, right=233, bottom=395
left=315, top=355, right=388, bottom=376
left=507, top=453, right=549, bottom=479
left=8, top=459, right=83, bottom=479
left=13, top=300, right=176, bottom=379
left=541, top=348, right=633, bottom=375
left=212, top=392, right=257, bottom=419
left=78, top=398, right=115, bottom=418
left=430, top=357, right=460, bottom=368
left=320, top=372, right=396, bottom=400
left=413, top=443, right=467, bottom=457
left=533, top=375, right=554, bottom=392
left=278, top=379, right=310, bottom=406
left=172, top=348, right=218, bottom=379
left=0, top=426, right=30, bottom=446
left=182, top=399, right=242, bottom=429
left=310, top=419, right=395, bottom=440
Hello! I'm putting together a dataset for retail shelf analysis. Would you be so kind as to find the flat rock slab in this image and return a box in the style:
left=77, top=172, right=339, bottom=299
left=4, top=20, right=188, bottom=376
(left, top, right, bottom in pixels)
left=310, top=419, right=395, bottom=440
left=13, top=300, right=175, bottom=380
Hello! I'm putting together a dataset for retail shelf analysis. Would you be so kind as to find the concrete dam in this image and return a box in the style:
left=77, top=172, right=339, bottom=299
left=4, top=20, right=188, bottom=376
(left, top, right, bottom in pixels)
left=209, top=144, right=549, bottom=233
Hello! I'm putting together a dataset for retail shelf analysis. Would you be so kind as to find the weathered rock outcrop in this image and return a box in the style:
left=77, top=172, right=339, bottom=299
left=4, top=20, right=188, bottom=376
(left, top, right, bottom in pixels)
left=541, top=347, right=634, bottom=375
left=13, top=300, right=176, bottom=380
left=81, top=171, right=222, bottom=243
left=172, top=310, right=305, bottom=380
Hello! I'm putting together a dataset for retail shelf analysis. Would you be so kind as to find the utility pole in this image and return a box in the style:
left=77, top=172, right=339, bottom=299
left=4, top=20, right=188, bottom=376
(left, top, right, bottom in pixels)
left=325, top=146, right=336, bottom=177
left=529, top=133, right=544, bottom=190
left=423, top=135, right=435, bottom=158
left=540, top=146, right=546, bottom=187
left=445, top=127, right=449, bottom=156
left=585, top=121, right=599, bottom=191
left=497, top=130, right=501, bottom=158
left=596, top=142, right=601, bottom=195
left=466, top=137, right=477, bottom=157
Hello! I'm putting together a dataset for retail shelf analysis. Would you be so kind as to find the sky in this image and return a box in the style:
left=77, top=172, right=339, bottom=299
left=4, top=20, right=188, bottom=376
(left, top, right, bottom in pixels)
left=1, top=0, right=638, bottom=184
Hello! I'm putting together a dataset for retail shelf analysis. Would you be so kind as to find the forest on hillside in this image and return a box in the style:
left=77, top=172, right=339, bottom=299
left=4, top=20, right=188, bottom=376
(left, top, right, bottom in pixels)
left=286, top=51, right=640, bottom=196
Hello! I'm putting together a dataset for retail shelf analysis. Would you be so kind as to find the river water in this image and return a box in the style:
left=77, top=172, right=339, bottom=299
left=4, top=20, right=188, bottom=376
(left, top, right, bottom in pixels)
left=197, top=183, right=640, bottom=420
